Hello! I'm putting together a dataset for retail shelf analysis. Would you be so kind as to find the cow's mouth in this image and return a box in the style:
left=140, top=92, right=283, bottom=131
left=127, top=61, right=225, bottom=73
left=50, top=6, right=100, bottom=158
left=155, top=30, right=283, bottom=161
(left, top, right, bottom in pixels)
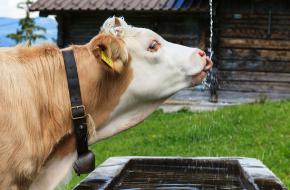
left=191, top=57, right=213, bottom=86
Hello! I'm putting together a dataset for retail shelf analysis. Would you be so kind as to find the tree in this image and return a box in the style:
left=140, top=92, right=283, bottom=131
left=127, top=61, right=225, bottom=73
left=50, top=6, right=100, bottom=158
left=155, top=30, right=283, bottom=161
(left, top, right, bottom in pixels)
left=6, top=0, right=46, bottom=46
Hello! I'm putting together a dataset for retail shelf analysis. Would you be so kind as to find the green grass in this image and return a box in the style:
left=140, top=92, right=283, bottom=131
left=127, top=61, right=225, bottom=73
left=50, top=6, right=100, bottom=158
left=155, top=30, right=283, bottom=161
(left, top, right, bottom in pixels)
left=63, top=101, right=290, bottom=189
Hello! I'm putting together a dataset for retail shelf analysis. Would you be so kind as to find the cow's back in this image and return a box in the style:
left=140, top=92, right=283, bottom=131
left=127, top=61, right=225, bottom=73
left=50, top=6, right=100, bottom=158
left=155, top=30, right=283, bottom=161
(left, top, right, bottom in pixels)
left=0, top=44, right=72, bottom=189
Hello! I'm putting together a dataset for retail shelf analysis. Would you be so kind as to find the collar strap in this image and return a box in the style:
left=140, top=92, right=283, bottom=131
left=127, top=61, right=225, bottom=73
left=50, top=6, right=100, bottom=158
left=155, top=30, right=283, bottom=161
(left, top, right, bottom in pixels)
left=62, top=50, right=95, bottom=175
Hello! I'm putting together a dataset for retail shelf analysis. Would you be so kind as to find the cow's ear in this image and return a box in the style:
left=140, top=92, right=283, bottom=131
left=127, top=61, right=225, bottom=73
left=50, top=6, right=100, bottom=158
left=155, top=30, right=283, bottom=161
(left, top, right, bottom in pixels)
left=89, top=34, right=128, bottom=73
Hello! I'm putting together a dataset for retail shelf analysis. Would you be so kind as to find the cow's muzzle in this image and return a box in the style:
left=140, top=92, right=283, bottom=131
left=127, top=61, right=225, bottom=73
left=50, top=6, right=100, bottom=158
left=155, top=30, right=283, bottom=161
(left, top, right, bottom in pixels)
left=191, top=52, right=213, bottom=86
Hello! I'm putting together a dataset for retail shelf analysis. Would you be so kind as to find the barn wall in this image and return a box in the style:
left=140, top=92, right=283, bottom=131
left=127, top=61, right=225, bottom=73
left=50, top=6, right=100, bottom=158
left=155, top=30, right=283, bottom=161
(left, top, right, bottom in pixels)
left=56, top=12, right=202, bottom=48
left=217, top=0, right=290, bottom=94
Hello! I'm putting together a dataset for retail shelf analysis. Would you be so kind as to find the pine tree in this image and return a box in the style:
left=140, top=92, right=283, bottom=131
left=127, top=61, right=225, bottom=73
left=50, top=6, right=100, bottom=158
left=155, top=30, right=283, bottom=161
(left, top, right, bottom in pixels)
left=6, top=0, right=46, bottom=46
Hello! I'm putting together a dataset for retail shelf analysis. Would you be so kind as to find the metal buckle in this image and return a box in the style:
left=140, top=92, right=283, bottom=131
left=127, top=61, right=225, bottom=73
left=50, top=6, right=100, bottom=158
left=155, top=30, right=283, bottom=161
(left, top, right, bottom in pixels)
left=71, top=105, right=87, bottom=120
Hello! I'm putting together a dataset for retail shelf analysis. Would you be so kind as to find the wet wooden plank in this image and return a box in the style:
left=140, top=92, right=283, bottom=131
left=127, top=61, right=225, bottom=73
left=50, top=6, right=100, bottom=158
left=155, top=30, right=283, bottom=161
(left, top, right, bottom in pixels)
left=218, top=60, right=290, bottom=73
left=220, top=38, right=290, bottom=50
left=220, top=29, right=290, bottom=40
left=218, top=71, right=290, bottom=82
left=219, top=48, right=290, bottom=62
left=219, top=81, right=290, bottom=93
left=220, top=18, right=290, bottom=26
left=216, top=90, right=290, bottom=104
left=219, top=23, right=290, bottom=31
left=222, top=13, right=290, bottom=20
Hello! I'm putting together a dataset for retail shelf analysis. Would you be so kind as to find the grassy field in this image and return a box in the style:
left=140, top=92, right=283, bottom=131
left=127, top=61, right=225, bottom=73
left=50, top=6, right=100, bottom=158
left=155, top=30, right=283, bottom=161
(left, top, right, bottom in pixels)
left=63, top=100, right=290, bottom=189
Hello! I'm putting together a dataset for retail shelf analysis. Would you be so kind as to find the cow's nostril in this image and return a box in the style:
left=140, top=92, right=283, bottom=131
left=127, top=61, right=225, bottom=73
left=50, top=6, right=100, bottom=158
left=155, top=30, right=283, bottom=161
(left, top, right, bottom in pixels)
left=198, top=51, right=205, bottom=57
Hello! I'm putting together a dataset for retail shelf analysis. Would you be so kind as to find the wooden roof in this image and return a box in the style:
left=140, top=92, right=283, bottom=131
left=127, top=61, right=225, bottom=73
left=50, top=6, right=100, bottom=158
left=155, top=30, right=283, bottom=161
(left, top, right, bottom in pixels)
left=30, top=0, right=209, bottom=12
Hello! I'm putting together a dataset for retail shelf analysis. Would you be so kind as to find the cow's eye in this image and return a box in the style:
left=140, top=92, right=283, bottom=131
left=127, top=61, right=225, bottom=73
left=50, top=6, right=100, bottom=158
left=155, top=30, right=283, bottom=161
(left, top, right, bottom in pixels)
left=147, top=40, right=160, bottom=52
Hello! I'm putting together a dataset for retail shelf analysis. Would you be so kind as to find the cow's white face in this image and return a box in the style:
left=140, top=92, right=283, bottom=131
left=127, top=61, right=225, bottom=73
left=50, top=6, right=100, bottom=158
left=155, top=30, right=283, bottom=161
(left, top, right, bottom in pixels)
left=91, top=17, right=212, bottom=142
left=124, top=28, right=211, bottom=99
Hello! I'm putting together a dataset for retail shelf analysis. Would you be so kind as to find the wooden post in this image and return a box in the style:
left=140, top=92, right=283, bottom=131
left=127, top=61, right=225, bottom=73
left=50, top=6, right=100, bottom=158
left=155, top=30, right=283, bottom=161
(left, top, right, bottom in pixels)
left=56, top=14, right=71, bottom=48
left=198, top=31, right=206, bottom=50
left=55, top=15, right=64, bottom=48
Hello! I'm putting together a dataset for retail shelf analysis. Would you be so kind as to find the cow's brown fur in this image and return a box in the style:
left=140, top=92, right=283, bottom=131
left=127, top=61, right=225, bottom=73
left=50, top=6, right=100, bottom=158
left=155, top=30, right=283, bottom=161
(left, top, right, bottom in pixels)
left=0, top=34, right=132, bottom=189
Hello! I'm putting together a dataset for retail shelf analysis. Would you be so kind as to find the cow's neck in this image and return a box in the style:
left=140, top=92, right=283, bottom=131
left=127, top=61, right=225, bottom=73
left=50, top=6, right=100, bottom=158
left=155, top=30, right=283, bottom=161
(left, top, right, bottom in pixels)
left=89, top=98, right=165, bottom=144
left=42, top=44, right=135, bottom=165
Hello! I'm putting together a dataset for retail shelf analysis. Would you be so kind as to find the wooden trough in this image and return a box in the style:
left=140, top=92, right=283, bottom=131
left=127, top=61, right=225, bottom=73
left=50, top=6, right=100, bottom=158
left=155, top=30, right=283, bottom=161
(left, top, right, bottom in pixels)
left=73, top=157, right=287, bottom=190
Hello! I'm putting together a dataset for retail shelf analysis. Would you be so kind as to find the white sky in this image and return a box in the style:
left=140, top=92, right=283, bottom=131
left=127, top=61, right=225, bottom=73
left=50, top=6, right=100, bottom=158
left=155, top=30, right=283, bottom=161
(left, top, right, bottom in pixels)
left=0, top=0, right=39, bottom=18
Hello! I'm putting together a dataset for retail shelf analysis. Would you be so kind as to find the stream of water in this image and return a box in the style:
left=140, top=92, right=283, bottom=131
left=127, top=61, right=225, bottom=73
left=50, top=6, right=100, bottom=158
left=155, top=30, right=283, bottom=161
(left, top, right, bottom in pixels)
left=202, top=0, right=214, bottom=89
left=209, top=0, right=214, bottom=59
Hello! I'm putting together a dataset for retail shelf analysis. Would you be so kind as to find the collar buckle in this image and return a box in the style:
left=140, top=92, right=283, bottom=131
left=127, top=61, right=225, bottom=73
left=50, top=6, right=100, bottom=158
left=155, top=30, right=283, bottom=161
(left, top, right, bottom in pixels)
left=71, top=105, right=87, bottom=120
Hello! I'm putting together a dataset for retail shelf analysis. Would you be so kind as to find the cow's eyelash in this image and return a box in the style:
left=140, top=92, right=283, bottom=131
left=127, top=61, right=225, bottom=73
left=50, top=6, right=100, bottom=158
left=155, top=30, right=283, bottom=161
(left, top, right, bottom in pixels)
left=147, top=40, right=161, bottom=52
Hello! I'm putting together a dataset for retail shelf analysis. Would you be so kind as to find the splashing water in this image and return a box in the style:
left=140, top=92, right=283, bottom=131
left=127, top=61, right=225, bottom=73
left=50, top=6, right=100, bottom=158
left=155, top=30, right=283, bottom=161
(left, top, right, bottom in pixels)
left=202, top=0, right=214, bottom=89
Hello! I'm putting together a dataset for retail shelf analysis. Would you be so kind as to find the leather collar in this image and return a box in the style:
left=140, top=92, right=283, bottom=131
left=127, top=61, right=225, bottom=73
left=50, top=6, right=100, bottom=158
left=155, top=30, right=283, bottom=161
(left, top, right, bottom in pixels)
left=62, top=50, right=95, bottom=175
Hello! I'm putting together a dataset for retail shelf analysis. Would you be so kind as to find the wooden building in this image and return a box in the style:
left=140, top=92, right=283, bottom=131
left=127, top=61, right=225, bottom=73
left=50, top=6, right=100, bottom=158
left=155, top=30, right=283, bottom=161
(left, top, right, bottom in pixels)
left=30, top=0, right=290, bottom=105
left=216, top=0, right=290, bottom=104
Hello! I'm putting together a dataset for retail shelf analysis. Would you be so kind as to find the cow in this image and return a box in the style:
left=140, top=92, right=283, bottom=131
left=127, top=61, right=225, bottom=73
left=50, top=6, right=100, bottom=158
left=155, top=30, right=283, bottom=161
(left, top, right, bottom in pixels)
left=0, top=17, right=213, bottom=190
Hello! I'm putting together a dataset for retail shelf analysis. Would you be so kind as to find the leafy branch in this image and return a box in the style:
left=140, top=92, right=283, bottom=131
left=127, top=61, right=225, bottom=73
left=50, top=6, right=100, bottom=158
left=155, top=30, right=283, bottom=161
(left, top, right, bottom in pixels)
left=6, top=0, right=46, bottom=46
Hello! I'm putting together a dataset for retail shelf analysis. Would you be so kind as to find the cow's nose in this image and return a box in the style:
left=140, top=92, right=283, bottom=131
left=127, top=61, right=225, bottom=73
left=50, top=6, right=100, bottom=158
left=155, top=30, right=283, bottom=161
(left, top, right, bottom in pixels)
left=198, top=50, right=205, bottom=57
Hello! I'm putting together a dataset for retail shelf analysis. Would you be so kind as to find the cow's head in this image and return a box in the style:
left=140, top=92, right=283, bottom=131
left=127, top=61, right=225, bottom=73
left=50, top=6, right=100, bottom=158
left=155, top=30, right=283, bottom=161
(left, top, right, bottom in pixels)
left=89, top=17, right=213, bottom=142
left=99, top=17, right=212, bottom=99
